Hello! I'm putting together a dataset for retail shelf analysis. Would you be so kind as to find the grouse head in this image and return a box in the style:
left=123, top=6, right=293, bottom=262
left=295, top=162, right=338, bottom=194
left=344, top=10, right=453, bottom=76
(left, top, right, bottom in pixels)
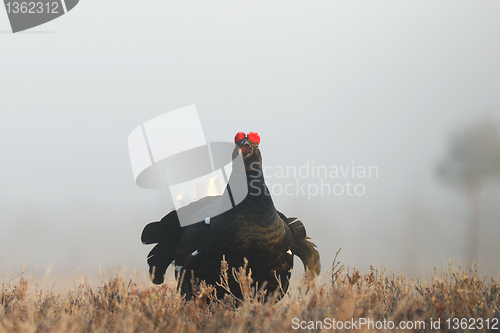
left=233, top=131, right=262, bottom=172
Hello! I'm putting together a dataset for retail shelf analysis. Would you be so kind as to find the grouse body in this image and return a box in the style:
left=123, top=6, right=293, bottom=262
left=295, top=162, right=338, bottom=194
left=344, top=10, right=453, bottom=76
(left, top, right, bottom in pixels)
left=141, top=132, right=320, bottom=301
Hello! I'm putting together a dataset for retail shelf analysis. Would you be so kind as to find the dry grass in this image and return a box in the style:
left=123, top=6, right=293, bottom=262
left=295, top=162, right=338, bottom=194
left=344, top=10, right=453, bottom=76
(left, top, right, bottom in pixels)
left=1, top=250, right=499, bottom=332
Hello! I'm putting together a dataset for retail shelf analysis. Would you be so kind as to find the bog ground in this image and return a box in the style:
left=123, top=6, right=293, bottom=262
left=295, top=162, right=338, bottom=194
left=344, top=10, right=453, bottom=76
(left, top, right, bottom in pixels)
left=1, top=252, right=499, bottom=333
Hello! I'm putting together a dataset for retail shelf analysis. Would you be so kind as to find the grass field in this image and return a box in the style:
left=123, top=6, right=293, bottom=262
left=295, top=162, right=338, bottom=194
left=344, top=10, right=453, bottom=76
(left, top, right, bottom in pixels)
left=1, top=251, right=499, bottom=332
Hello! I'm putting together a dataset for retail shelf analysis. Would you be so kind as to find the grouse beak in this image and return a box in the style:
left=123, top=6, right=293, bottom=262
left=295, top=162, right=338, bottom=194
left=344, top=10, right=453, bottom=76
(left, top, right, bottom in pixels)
left=238, top=139, right=255, bottom=158
left=239, top=143, right=253, bottom=158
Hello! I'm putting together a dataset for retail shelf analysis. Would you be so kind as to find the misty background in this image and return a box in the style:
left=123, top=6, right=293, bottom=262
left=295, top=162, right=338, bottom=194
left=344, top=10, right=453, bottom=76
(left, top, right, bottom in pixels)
left=1, top=1, right=499, bottom=287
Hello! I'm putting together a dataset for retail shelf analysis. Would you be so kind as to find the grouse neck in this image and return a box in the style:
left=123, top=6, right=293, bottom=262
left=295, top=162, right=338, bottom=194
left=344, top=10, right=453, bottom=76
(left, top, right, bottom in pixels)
left=246, top=167, right=272, bottom=199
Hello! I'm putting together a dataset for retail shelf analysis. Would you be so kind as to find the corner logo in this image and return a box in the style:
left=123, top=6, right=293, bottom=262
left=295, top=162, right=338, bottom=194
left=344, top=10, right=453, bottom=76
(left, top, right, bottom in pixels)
left=3, top=0, right=79, bottom=33
left=128, top=105, right=248, bottom=227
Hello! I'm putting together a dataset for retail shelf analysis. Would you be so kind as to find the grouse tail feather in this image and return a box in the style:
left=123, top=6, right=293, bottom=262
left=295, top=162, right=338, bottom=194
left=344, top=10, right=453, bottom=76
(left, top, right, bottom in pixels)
left=285, top=217, right=321, bottom=276
left=141, top=210, right=183, bottom=284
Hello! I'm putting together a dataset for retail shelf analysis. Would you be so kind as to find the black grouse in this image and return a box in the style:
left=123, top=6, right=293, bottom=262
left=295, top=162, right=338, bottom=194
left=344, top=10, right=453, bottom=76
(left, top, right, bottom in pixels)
left=141, top=132, right=320, bottom=301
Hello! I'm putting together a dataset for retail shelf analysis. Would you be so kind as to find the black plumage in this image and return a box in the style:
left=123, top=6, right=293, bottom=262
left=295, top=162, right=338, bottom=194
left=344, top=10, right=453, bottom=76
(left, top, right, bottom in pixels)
left=141, top=132, right=320, bottom=301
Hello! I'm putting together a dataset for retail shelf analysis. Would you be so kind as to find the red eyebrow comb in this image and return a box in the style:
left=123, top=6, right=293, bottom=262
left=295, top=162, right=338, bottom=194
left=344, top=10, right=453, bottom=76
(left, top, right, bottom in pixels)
left=234, top=132, right=260, bottom=144
left=234, top=132, right=246, bottom=143
left=247, top=132, right=260, bottom=144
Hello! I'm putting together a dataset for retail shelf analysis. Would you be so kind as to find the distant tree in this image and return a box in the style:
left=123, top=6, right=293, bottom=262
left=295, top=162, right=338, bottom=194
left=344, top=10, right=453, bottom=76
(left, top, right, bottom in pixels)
left=438, top=116, right=500, bottom=260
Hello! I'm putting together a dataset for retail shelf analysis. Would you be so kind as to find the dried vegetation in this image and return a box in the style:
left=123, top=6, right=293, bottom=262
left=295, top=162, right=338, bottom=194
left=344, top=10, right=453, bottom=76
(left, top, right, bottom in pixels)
left=1, top=251, right=499, bottom=332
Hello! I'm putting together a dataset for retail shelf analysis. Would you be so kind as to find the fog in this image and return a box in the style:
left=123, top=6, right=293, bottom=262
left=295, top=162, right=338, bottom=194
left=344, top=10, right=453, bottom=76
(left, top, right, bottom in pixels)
left=1, top=1, right=499, bottom=287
